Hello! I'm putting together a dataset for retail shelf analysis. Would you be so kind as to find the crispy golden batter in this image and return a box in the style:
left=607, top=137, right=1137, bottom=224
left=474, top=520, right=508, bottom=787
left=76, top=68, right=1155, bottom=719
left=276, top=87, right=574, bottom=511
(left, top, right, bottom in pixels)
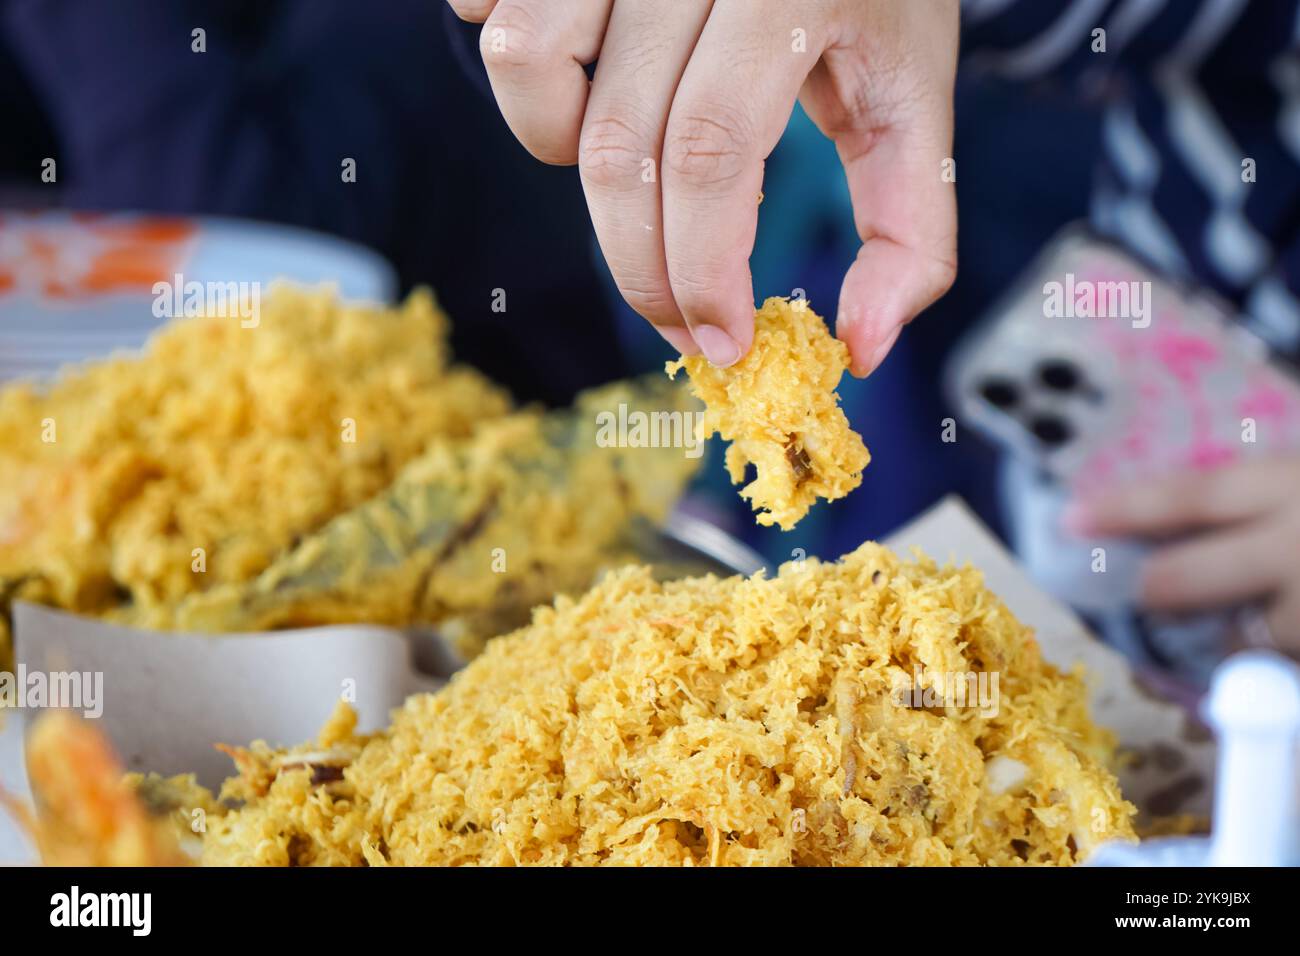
left=0, top=287, right=510, bottom=666
left=104, top=543, right=1134, bottom=867
left=667, top=297, right=869, bottom=530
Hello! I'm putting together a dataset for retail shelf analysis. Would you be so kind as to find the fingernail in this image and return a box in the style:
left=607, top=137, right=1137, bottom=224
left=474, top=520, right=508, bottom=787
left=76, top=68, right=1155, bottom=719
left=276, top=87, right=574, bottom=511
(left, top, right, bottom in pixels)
left=656, top=326, right=700, bottom=356
left=865, top=325, right=902, bottom=375
left=693, top=325, right=741, bottom=368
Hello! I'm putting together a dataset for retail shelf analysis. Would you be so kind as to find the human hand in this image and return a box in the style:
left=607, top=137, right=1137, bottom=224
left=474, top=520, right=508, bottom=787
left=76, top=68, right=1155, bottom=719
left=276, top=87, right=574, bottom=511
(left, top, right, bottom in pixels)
left=447, top=0, right=959, bottom=374
left=1064, top=458, right=1300, bottom=654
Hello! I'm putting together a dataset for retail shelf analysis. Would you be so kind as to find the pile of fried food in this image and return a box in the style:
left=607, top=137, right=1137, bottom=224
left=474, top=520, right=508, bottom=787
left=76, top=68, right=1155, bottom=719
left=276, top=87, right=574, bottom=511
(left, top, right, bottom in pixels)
left=0, top=286, right=699, bottom=664
left=6, top=289, right=1138, bottom=866
left=22, top=544, right=1135, bottom=866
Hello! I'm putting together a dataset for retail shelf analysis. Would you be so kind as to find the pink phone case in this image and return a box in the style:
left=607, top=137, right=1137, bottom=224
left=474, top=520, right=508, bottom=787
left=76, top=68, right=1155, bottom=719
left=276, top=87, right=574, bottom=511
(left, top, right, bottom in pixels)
left=948, top=228, right=1300, bottom=491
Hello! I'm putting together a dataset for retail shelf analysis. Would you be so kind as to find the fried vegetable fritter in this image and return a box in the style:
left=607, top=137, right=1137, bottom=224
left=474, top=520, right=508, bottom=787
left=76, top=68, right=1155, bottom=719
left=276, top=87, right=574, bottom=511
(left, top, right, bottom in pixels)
left=667, top=297, right=870, bottom=530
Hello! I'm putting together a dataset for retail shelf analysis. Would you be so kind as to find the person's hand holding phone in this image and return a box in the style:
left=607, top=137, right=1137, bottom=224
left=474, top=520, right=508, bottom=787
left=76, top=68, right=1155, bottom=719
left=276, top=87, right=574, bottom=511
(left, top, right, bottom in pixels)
left=1065, top=458, right=1300, bottom=654
left=447, top=0, right=959, bottom=374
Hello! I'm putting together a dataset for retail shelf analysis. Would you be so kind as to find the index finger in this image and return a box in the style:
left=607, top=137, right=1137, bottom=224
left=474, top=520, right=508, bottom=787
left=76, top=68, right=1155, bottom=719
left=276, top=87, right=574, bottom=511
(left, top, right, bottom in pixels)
left=1065, top=460, right=1300, bottom=537
left=660, top=0, right=817, bottom=366
left=578, top=0, right=715, bottom=354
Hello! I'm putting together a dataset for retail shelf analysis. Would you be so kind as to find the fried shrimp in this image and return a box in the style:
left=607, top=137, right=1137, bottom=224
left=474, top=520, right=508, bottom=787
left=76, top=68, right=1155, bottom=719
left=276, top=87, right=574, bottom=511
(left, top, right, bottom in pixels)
left=667, top=297, right=869, bottom=530
left=14, top=711, right=194, bottom=866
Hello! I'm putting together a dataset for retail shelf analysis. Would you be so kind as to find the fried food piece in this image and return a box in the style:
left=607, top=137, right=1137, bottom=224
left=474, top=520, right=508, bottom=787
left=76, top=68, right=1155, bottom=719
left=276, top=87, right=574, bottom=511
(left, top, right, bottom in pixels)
left=0, top=287, right=511, bottom=668
left=666, top=297, right=869, bottom=530
left=29, top=543, right=1131, bottom=867
left=12, top=711, right=197, bottom=866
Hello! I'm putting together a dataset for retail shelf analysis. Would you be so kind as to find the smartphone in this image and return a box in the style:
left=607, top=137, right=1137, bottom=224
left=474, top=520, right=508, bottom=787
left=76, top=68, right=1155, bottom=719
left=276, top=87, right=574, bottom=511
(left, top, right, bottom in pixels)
left=946, top=226, right=1300, bottom=690
left=948, top=227, right=1300, bottom=487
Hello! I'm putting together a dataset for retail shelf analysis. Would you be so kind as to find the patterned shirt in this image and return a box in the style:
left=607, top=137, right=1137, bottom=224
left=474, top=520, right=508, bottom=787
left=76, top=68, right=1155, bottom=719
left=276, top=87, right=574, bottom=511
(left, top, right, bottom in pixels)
left=965, top=0, right=1300, bottom=361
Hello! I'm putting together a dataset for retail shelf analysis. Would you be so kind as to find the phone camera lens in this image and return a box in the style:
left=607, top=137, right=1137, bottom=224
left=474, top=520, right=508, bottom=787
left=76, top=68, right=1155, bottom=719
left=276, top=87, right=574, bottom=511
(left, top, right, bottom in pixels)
left=1037, top=360, right=1081, bottom=392
left=1029, top=415, right=1073, bottom=447
left=978, top=378, right=1020, bottom=409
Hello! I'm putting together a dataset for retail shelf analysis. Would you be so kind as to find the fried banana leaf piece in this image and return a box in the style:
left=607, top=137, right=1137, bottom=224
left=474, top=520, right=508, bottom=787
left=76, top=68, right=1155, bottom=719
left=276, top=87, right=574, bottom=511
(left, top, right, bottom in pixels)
left=137, top=376, right=702, bottom=648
